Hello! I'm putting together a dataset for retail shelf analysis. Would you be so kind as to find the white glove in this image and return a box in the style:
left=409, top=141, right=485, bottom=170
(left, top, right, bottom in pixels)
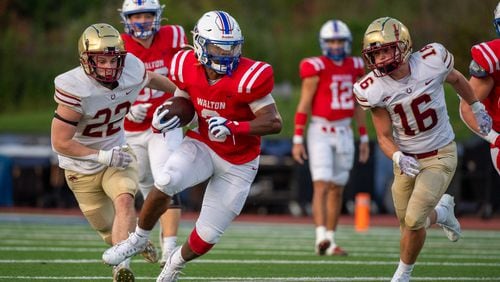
left=126, top=103, right=152, bottom=123
left=470, top=101, right=492, bottom=135
left=392, top=151, right=420, bottom=178
left=208, top=116, right=232, bottom=138
left=96, top=146, right=132, bottom=169
left=151, top=103, right=180, bottom=133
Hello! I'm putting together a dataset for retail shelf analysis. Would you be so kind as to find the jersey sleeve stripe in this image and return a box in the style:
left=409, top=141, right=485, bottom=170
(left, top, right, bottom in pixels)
left=245, top=63, right=270, bottom=94
left=474, top=44, right=494, bottom=73
left=238, top=61, right=261, bottom=93
left=55, top=88, right=81, bottom=107
left=171, top=25, right=179, bottom=48
left=307, top=58, right=324, bottom=71
left=354, top=94, right=370, bottom=109
left=480, top=43, right=499, bottom=72
left=177, top=26, right=187, bottom=48
left=170, top=50, right=189, bottom=83
left=444, top=51, right=454, bottom=70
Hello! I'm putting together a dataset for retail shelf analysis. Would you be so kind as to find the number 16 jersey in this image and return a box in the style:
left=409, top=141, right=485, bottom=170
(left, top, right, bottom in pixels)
left=353, top=43, right=455, bottom=154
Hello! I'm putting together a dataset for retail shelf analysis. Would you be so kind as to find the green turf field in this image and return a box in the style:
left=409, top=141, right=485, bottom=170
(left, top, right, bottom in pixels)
left=0, top=213, right=499, bottom=281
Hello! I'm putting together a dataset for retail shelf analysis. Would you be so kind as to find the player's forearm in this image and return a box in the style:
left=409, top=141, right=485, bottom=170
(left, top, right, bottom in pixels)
left=449, top=71, right=477, bottom=105
left=147, top=71, right=177, bottom=94
left=52, top=139, right=98, bottom=160
left=249, top=113, right=282, bottom=135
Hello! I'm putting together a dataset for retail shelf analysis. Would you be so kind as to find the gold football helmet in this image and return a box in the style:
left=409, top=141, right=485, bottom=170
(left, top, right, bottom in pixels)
left=361, top=17, right=412, bottom=77
left=78, top=23, right=127, bottom=83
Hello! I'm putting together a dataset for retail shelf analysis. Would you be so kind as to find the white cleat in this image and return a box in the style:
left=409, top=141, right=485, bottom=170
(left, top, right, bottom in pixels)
left=391, top=270, right=410, bottom=282
left=157, top=246, right=184, bottom=282
left=437, top=194, right=462, bottom=242
left=103, top=233, right=148, bottom=266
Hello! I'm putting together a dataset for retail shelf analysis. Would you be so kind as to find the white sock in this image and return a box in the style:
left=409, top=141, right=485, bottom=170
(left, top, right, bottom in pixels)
left=135, top=226, right=151, bottom=239
left=162, top=236, right=177, bottom=252
left=170, top=245, right=186, bottom=267
left=396, top=259, right=414, bottom=275
left=326, top=230, right=336, bottom=246
left=435, top=205, right=447, bottom=224
left=315, top=226, right=327, bottom=242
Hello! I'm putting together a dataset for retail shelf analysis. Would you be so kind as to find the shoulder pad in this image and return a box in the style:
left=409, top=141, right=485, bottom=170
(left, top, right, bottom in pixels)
left=237, top=61, right=273, bottom=96
left=299, top=57, right=324, bottom=78
left=469, top=60, right=488, bottom=78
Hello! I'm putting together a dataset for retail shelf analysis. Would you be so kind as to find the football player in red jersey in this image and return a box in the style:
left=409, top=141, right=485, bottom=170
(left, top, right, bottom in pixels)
left=51, top=23, right=180, bottom=282
left=119, top=0, right=188, bottom=266
left=102, top=10, right=282, bottom=281
left=292, top=19, right=369, bottom=256
left=460, top=2, right=500, bottom=174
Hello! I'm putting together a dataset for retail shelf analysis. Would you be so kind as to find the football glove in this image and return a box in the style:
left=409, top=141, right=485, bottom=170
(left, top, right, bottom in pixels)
left=97, top=146, right=132, bottom=169
left=208, top=116, right=236, bottom=138
left=470, top=101, right=492, bottom=135
left=392, top=151, right=420, bottom=178
left=151, top=104, right=180, bottom=133
left=126, top=103, right=152, bottom=123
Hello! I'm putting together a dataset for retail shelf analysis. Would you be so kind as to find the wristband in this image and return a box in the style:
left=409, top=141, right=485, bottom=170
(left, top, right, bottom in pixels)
left=294, top=112, right=308, bottom=137
left=293, top=135, right=304, bottom=144
left=360, top=134, right=369, bottom=143
left=392, top=151, right=403, bottom=164
left=228, top=121, right=251, bottom=134
left=358, top=126, right=367, bottom=136
left=484, top=130, right=499, bottom=144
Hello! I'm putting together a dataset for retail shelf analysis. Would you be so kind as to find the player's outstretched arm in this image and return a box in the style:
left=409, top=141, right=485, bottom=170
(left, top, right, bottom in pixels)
left=447, top=69, right=492, bottom=135
left=146, top=71, right=177, bottom=94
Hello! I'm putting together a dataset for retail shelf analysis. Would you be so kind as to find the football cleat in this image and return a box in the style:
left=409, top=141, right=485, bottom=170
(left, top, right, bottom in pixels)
left=326, top=245, right=348, bottom=256
left=113, top=265, right=135, bottom=282
left=437, top=194, right=462, bottom=242
left=391, top=270, right=410, bottom=282
left=103, top=232, right=148, bottom=266
left=157, top=246, right=184, bottom=282
left=315, top=239, right=331, bottom=256
left=141, top=240, right=159, bottom=263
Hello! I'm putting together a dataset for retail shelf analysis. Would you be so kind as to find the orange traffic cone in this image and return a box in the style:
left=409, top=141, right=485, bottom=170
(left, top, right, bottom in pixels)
left=355, top=192, right=370, bottom=232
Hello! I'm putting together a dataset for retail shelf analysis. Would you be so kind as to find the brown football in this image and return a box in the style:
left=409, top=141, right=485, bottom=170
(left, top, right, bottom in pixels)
left=160, top=96, right=195, bottom=127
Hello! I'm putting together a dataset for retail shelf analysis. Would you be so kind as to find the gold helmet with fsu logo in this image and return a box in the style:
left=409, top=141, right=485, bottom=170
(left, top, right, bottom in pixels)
left=361, top=17, right=412, bottom=77
left=78, top=23, right=127, bottom=83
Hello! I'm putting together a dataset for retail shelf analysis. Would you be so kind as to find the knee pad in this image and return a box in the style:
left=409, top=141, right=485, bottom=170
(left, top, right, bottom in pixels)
left=188, top=228, right=214, bottom=255
left=82, top=206, right=114, bottom=244
left=404, top=213, right=426, bottom=230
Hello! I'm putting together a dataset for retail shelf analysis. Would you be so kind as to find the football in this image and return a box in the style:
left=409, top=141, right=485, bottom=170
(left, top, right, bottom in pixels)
left=159, top=96, right=196, bottom=127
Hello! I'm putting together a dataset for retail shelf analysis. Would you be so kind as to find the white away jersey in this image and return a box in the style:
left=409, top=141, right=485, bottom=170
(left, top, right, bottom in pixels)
left=54, top=53, right=148, bottom=173
left=353, top=43, right=455, bottom=154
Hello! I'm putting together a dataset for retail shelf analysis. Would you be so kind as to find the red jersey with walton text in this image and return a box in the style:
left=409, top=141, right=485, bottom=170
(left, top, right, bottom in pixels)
left=122, top=25, right=187, bottom=132
left=471, top=39, right=500, bottom=132
left=169, top=50, right=274, bottom=164
left=299, top=56, right=364, bottom=121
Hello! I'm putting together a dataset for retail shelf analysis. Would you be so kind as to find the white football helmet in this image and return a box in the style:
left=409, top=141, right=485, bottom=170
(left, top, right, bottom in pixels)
left=192, top=11, right=244, bottom=75
left=319, top=19, right=352, bottom=61
left=119, top=0, right=164, bottom=39
left=494, top=2, right=500, bottom=36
